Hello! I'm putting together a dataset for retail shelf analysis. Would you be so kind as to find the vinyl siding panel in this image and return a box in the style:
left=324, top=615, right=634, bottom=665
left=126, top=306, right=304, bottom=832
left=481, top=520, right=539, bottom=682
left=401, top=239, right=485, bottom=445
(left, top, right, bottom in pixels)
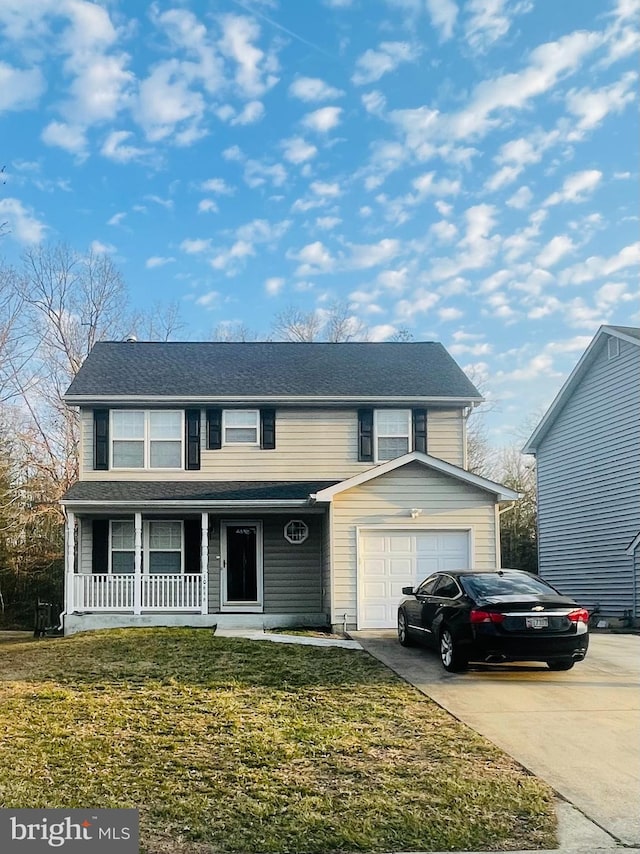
left=79, top=407, right=467, bottom=481
left=208, top=520, right=221, bottom=613
left=535, top=336, right=640, bottom=618
left=427, top=409, right=465, bottom=466
left=79, top=517, right=92, bottom=574
left=331, top=462, right=497, bottom=627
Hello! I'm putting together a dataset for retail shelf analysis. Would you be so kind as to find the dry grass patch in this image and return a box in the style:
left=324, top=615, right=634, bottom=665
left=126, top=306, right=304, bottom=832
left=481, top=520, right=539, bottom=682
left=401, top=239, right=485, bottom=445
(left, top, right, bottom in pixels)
left=0, top=628, right=556, bottom=853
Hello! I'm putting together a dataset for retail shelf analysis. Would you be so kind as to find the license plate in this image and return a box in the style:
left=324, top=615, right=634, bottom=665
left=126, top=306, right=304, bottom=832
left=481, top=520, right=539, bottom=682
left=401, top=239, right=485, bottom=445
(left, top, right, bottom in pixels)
left=526, top=616, right=548, bottom=629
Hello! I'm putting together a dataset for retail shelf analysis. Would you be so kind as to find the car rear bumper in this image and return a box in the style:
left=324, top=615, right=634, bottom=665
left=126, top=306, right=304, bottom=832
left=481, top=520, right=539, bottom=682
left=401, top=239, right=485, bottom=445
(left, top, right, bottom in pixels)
left=468, top=630, right=589, bottom=663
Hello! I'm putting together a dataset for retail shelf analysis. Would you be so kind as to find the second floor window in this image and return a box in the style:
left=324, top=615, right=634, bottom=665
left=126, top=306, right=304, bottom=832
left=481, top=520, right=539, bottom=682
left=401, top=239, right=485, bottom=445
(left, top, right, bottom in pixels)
left=223, top=409, right=259, bottom=444
left=112, top=410, right=183, bottom=469
left=375, top=410, right=411, bottom=461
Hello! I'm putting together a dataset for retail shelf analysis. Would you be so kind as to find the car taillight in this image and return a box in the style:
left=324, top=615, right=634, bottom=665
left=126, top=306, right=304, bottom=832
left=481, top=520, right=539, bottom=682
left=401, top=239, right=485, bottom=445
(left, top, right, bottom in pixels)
left=567, top=608, right=589, bottom=623
left=470, top=609, right=505, bottom=624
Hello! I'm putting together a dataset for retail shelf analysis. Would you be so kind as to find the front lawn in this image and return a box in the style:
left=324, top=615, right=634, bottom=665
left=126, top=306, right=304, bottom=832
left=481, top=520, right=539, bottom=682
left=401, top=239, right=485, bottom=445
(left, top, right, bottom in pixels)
left=0, top=629, right=555, bottom=853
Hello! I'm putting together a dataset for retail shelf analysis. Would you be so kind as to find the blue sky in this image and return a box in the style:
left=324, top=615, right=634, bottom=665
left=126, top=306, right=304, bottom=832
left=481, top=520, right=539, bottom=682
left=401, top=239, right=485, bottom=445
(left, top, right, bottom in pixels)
left=0, top=0, right=638, bottom=446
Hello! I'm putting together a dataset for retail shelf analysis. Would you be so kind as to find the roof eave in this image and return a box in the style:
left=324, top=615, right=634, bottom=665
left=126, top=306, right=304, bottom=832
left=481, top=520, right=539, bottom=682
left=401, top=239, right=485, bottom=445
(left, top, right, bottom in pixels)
left=63, top=394, right=484, bottom=407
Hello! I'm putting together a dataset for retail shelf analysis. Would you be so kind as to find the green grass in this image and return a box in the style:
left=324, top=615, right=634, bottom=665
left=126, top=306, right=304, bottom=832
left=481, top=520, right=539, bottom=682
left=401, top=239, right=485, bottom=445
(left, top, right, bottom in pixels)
left=0, top=628, right=556, bottom=853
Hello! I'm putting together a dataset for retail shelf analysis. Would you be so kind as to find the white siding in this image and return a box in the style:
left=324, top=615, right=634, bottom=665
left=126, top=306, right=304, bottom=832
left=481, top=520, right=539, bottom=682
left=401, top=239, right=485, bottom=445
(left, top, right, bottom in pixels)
left=330, top=462, right=498, bottom=628
left=536, top=335, right=640, bottom=618
left=79, top=406, right=467, bottom=481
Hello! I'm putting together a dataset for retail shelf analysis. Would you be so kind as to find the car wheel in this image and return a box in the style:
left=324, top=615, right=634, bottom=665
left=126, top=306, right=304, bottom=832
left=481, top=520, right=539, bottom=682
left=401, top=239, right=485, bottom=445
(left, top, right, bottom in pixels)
left=439, top=627, right=467, bottom=672
left=398, top=610, right=413, bottom=647
left=547, top=659, right=575, bottom=671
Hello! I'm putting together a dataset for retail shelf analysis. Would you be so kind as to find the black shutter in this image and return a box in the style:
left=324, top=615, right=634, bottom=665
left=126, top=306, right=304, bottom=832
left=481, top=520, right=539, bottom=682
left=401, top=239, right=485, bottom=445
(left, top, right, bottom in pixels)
left=185, top=409, right=201, bottom=470
left=94, top=410, right=109, bottom=470
left=358, top=408, right=374, bottom=462
left=92, top=519, right=109, bottom=574
left=412, top=408, right=427, bottom=454
left=184, top=519, right=201, bottom=574
left=260, top=408, right=276, bottom=450
left=206, top=408, right=222, bottom=450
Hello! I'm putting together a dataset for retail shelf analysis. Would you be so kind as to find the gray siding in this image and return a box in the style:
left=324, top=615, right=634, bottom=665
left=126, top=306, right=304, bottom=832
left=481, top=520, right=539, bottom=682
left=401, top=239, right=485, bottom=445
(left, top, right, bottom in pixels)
left=208, top=520, right=221, bottom=613
left=634, top=544, right=640, bottom=624
left=79, top=406, right=467, bottom=481
left=263, top=515, right=323, bottom=614
left=536, top=335, right=640, bottom=618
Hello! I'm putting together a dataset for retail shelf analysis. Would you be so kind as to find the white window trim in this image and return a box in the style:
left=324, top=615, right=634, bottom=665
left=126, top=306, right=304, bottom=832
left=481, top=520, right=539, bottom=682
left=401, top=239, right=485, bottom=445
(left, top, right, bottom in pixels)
left=111, top=410, right=184, bottom=471
left=607, top=337, right=620, bottom=359
left=109, top=520, right=185, bottom=574
left=284, top=519, right=309, bottom=544
left=108, top=520, right=135, bottom=574
left=373, top=408, right=411, bottom=463
left=145, top=519, right=184, bottom=575
left=222, top=409, right=260, bottom=447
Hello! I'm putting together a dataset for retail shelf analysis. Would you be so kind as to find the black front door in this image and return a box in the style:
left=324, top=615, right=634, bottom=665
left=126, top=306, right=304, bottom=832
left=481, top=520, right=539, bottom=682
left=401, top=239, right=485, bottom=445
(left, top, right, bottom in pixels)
left=224, top=523, right=259, bottom=605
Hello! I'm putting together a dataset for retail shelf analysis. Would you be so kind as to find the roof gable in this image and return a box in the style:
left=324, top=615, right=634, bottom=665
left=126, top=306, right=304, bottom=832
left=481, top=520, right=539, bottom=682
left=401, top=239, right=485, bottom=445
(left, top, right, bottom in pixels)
left=311, top=451, right=520, bottom=502
left=64, top=341, right=482, bottom=402
left=523, top=325, right=640, bottom=454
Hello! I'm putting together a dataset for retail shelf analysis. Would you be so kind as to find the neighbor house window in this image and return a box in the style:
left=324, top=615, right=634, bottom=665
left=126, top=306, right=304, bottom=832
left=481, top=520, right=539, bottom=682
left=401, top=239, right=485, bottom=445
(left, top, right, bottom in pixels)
left=607, top=337, right=620, bottom=359
left=110, top=520, right=135, bottom=573
left=148, top=521, right=183, bottom=574
left=111, top=410, right=183, bottom=469
left=375, top=410, right=411, bottom=461
left=223, top=410, right=259, bottom=444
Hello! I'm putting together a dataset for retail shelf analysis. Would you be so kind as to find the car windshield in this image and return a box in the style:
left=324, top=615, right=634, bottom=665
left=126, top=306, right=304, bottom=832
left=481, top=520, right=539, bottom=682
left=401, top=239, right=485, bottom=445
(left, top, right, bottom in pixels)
left=462, top=572, right=557, bottom=599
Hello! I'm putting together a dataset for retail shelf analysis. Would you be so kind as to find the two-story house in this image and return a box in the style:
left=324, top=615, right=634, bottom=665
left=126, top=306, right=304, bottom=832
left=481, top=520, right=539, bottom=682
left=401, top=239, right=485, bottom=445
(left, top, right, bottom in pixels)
left=60, top=340, right=519, bottom=635
left=524, top=325, right=640, bottom=626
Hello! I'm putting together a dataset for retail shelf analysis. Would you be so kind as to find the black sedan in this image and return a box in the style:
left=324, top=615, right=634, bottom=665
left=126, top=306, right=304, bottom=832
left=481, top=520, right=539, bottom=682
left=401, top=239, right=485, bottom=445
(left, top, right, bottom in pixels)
left=397, top=569, right=589, bottom=672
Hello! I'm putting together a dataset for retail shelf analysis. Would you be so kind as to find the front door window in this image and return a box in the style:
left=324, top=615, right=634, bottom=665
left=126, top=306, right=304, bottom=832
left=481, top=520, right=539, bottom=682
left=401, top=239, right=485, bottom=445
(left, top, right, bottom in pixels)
left=225, top=524, right=258, bottom=603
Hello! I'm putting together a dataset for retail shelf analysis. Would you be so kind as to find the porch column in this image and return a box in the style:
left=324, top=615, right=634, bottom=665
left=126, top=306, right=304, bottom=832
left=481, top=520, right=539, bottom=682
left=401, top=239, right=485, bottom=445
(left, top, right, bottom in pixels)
left=65, top=511, right=76, bottom=613
left=133, top=512, right=142, bottom=615
left=201, top=512, right=209, bottom=615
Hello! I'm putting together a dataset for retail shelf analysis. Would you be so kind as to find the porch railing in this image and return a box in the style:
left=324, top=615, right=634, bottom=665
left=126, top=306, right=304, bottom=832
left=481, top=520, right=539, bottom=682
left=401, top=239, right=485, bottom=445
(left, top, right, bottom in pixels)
left=72, top=574, right=203, bottom=612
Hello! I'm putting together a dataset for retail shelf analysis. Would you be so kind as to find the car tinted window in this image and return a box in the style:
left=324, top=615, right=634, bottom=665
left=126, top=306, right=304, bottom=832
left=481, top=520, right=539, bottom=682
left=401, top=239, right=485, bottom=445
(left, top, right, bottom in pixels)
left=434, top=576, right=460, bottom=599
left=462, top=572, right=557, bottom=599
left=415, top=576, right=439, bottom=595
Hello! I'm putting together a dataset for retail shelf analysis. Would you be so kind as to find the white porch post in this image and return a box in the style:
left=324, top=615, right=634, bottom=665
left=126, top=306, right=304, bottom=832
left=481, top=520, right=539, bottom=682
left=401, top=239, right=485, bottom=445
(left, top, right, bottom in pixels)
left=201, top=512, right=209, bottom=614
left=65, top=511, right=76, bottom=612
left=134, top=512, right=142, bottom=615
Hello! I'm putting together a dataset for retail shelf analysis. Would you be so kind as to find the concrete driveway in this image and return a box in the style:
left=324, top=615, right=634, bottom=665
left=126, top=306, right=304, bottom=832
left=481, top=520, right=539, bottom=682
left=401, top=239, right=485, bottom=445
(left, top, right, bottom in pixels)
left=352, top=631, right=640, bottom=848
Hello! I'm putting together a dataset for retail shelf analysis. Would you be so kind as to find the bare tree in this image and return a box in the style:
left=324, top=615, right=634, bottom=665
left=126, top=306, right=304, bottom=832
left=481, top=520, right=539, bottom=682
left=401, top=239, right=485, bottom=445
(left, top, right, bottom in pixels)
left=131, top=300, right=185, bottom=342
left=272, top=302, right=368, bottom=342
left=210, top=321, right=262, bottom=342
left=494, top=447, right=537, bottom=572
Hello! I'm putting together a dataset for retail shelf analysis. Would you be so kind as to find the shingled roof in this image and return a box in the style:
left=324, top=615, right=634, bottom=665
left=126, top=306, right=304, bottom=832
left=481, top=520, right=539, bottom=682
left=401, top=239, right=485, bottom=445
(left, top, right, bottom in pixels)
left=62, top=480, right=338, bottom=503
left=64, top=341, right=481, bottom=400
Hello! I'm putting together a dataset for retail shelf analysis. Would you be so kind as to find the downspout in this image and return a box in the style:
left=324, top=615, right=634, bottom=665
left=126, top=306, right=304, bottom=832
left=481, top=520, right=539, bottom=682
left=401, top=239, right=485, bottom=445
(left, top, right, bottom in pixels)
left=57, top=504, right=69, bottom=631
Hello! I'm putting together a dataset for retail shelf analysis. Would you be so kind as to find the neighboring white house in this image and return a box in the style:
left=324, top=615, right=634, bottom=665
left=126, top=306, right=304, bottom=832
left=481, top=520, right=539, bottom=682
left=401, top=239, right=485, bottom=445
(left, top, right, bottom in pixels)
left=524, top=326, right=640, bottom=625
left=60, top=340, right=518, bottom=635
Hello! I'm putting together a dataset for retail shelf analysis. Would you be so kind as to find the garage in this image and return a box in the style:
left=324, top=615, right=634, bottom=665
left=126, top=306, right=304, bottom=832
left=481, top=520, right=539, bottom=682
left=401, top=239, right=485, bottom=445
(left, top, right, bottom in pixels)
left=358, top=529, right=470, bottom=629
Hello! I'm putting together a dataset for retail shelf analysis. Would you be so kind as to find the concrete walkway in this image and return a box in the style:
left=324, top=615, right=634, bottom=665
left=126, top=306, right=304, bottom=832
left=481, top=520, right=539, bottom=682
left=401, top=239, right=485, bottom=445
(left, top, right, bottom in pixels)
left=214, top=627, right=362, bottom=649
left=352, top=630, right=640, bottom=851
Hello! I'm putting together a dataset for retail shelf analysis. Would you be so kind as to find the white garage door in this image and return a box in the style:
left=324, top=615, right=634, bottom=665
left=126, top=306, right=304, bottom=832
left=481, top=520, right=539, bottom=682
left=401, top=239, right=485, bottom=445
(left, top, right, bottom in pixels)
left=358, top=530, right=470, bottom=629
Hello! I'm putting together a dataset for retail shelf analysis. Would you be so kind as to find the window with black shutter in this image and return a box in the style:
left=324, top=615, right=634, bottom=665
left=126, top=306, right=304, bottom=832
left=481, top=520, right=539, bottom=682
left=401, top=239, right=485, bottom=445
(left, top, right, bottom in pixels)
left=185, top=409, right=201, bottom=470
left=260, top=409, right=276, bottom=449
left=93, top=410, right=109, bottom=470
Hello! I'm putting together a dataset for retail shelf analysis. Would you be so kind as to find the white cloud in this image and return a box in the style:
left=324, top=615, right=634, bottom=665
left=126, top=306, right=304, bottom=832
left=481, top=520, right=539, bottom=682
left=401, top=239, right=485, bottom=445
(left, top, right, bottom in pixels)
left=377, top=268, right=409, bottom=292
left=368, top=324, right=399, bottom=341
left=395, top=290, right=440, bottom=320
left=41, top=121, right=87, bottom=155
left=348, top=239, right=400, bottom=270
left=0, top=62, right=45, bottom=112
left=198, top=199, right=219, bottom=214
left=352, top=41, right=419, bottom=85
left=565, top=71, right=637, bottom=135
left=210, top=240, right=255, bottom=272
left=316, top=216, right=342, bottom=230
left=230, top=100, right=265, bottom=125
left=235, top=219, right=291, bottom=243
left=243, top=159, right=287, bottom=188
left=218, top=14, right=278, bottom=98
left=464, top=0, right=532, bottom=53
left=506, top=186, right=533, bottom=209
left=302, top=106, right=343, bottom=133
left=107, top=212, right=126, bottom=226
left=439, top=306, right=464, bottom=321
left=101, top=130, right=148, bottom=163
left=181, top=238, right=212, bottom=254
left=362, top=90, right=386, bottom=115
left=431, top=204, right=500, bottom=280
left=412, top=172, right=461, bottom=197
left=559, top=242, right=640, bottom=285
left=196, top=290, right=221, bottom=308
left=544, top=170, right=603, bottom=206
left=310, top=181, right=342, bottom=197
left=535, top=235, right=575, bottom=268
left=430, top=220, right=458, bottom=243
left=265, top=277, right=285, bottom=296
left=450, top=340, right=493, bottom=356
left=89, top=240, right=116, bottom=255
left=136, top=59, right=205, bottom=142
left=0, top=198, right=47, bottom=244
left=291, top=241, right=335, bottom=276
left=289, top=76, right=344, bottom=101
left=202, top=178, right=234, bottom=194
left=146, top=256, right=175, bottom=268
left=281, top=136, right=317, bottom=164
left=426, top=0, right=459, bottom=41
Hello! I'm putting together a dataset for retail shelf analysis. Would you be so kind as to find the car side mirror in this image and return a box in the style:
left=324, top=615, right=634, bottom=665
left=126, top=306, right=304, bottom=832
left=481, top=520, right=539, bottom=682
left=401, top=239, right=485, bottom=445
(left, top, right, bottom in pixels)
left=402, top=586, right=414, bottom=595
